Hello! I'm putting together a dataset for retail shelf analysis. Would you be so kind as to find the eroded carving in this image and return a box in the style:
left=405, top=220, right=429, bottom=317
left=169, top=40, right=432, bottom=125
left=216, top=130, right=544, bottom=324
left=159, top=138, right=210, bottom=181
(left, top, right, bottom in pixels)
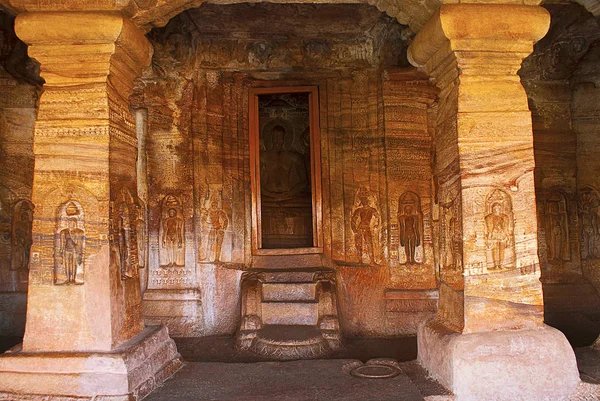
left=54, top=201, right=85, bottom=285
left=111, top=189, right=139, bottom=280
left=351, top=187, right=381, bottom=265
left=578, top=186, right=600, bottom=260
left=159, top=194, right=185, bottom=267
left=545, top=191, right=569, bottom=261
left=484, top=190, right=514, bottom=270
left=200, top=189, right=229, bottom=262
left=134, top=200, right=148, bottom=269
left=398, top=191, right=423, bottom=265
left=10, top=200, right=33, bottom=271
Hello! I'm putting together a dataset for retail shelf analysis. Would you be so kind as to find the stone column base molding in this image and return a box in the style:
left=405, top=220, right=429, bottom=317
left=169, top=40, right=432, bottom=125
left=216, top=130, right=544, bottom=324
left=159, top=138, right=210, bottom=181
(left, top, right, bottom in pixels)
left=417, top=321, right=580, bottom=401
left=0, top=326, right=182, bottom=401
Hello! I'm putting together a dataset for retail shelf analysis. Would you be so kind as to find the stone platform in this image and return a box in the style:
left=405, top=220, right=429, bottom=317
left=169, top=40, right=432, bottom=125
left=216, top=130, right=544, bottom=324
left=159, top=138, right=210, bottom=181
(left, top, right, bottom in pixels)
left=0, top=326, right=182, bottom=401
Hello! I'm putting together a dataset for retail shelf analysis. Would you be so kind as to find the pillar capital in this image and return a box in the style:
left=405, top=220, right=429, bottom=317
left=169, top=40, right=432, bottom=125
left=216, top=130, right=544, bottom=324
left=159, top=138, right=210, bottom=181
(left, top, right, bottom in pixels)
left=15, top=12, right=151, bottom=91
left=408, top=4, right=550, bottom=76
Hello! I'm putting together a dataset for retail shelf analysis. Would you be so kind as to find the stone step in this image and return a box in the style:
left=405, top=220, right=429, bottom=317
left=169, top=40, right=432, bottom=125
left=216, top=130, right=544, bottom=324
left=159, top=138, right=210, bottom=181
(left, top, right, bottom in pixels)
left=251, top=324, right=333, bottom=360
left=263, top=270, right=318, bottom=283
left=261, top=302, right=319, bottom=325
left=262, top=282, right=317, bottom=302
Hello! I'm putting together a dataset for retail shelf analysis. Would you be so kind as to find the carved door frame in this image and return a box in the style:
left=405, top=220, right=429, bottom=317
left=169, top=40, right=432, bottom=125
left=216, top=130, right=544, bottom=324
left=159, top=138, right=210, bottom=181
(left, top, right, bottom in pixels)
left=249, top=85, right=323, bottom=255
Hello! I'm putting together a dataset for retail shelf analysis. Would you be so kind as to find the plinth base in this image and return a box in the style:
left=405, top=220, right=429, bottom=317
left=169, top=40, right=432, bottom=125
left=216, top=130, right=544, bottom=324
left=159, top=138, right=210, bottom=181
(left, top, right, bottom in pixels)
left=0, top=326, right=183, bottom=401
left=418, top=321, right=579, bottom=401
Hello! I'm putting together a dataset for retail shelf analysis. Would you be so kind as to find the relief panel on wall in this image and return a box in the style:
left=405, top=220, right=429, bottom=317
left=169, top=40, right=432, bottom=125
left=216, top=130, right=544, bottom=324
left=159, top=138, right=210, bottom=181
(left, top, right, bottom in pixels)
left=578, top=186, right=599, bottom=260
left=199, top=189, right=229, bottom=263
left=159, top=194, right=185, bottom=268
left=111, top=188, right=139, bottom=280
left=10, top=199, right=33, bottom=272
left=544, top=190, right=570, bottom=262
left=351, top=186, right=381, bottom=265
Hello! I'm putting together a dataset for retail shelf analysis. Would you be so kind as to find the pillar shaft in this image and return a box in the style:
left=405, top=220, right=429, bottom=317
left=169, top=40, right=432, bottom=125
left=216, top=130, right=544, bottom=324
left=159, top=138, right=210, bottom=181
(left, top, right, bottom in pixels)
left=15, top=12, right=152, bottom=352
left=409, top=4, right=550, bottom=333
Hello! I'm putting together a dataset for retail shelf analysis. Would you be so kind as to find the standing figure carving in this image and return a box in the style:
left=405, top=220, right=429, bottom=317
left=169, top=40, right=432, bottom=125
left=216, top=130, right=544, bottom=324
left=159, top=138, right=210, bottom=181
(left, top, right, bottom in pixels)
left=578, top=187, right=599, bottom=260
left=111, top=189, right=139, bottom=280
left=201, top=190, right=229, bottom=262
left=484, top=190, right=514, bottom=270
left=159, top=195, right=185, bottom=267
left=10, top=200, right=33, bottom=271
left=351, top=187, right=380, bottom=265
left=545, top=191, right=569, bottom=261
left=134, top=201, right=148, bottom=269
left=54, top=201, right=85, bottom=285
left=397, top=191, right=423, bottom=264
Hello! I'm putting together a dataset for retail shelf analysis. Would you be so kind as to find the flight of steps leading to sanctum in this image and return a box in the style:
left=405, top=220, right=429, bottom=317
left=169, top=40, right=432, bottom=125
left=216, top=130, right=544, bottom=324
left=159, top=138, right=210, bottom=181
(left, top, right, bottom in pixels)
left=236, top=268, right=341, bottom=360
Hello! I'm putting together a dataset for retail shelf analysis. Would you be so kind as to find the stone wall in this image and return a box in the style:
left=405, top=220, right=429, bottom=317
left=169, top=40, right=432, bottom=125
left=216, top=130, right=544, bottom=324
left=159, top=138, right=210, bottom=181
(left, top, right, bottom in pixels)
left=135, top=3, right=439, bottom=338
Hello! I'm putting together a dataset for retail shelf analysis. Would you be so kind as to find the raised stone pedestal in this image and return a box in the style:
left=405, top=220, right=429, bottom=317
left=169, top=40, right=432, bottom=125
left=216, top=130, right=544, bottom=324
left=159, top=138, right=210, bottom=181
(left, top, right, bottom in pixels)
left=0, top=326, right=182, bottom=401
left=418, top=321, right=579, bottom=401
left=143, top=289, right=203, bottom=337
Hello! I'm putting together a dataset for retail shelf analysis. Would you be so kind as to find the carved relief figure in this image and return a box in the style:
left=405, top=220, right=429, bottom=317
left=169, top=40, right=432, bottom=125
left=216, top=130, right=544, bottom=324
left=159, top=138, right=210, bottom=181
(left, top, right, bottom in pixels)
left=110, top=189, right=139, bottom=280
left=201, top=189, right=229, bottom=262
left=545, top=191, right=569, bottom=261
left=54, top=201, right=85, bottom=285
left=134, top=201, right=147, bottom=269
left=484, top=190, right=514, bottom=270
left=351, top=187, right=380, bottom=265
left=260, top=125, right=309, bottom=202
left=159, top=195, right=185, bottom=267
left=397, top=191, right=423, bottom=264
left=578, top=187, right=600, bottom=260
left=10, top=200, right=33, bottom=271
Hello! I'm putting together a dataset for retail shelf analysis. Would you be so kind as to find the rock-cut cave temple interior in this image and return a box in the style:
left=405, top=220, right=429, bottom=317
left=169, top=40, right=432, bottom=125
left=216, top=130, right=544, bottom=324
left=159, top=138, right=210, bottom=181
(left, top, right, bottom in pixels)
left=1, top=0, right=600, bottom=400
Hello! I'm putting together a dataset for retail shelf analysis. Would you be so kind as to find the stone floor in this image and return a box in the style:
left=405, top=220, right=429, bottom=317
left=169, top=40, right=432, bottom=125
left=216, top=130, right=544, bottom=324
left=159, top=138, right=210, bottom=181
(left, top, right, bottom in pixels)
left=144, top=359, right=452, bottom=401
left=4, top=335, right=600, bottom=400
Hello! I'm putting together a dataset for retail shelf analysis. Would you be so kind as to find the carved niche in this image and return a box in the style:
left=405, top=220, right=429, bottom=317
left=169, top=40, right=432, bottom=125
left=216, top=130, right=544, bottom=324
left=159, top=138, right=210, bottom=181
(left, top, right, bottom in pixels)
left=544, top=191, right=570, bottom=261
left=350, top=187, right=381, bottom=265
left=54, top=201, right=85, bottom=285
left=10, top=199, right=33, bottom=271
left=111, top=189, right=139, bottom=280
left=578, top=186, right=600, bottom=260
left=397, top=191, right=423, bottom=265
left=159, top=194, right=185, bottom=268
left=200, top=188, right=229, bottom=263
left=484, top=189, right=515, bottom=270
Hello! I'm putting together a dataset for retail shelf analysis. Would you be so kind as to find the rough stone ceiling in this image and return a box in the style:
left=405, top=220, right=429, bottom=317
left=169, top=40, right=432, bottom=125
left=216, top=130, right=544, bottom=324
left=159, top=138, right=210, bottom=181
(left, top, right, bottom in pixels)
left=1, top=0, right=598, bottom=38
left=182, top=3, right=400, bottom=37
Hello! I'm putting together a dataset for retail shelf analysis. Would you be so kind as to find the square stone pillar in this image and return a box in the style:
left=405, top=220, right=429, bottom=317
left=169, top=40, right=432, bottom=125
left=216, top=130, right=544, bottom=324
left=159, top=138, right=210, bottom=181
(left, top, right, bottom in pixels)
left=0, top=12, right=181, bottom=401
left=408, top=5, right=580, bottom=400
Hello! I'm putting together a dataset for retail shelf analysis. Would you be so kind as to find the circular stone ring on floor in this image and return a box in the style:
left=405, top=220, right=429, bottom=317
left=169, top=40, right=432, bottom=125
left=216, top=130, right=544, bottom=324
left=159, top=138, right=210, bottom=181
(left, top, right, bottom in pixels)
left=350, top=363, right=401, bottom=379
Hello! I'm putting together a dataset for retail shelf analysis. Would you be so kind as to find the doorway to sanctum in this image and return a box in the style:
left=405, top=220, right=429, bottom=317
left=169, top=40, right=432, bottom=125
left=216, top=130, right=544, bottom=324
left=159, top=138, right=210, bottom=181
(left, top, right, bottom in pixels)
left=249, top=86, right=323, bottom=255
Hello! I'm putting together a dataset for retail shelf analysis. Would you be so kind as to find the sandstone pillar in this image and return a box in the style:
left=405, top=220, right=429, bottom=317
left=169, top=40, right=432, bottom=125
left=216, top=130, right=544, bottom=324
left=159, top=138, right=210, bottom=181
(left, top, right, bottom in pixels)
left=0, top=12, right=181, bottom=400
left=408, top=5, right=580, bottom=400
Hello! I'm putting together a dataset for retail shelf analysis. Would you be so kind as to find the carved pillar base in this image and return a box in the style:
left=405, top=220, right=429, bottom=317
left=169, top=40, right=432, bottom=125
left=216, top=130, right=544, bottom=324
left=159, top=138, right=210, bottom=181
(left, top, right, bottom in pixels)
left=418, top=321, right=579, bottom=401
left=0, top=326, right=182, bottom=401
